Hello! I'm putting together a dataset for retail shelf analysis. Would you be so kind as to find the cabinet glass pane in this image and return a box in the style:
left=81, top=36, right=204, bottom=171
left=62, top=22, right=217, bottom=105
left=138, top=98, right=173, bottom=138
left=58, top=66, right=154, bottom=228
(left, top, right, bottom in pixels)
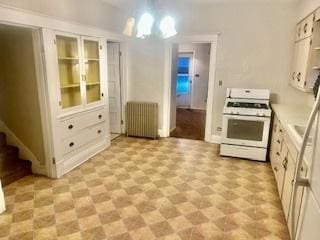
left=56, top=36, right=81, bottom=109
left=227, top=119, right=264, bottom=141
left=84, top=40, right=101, bottom=104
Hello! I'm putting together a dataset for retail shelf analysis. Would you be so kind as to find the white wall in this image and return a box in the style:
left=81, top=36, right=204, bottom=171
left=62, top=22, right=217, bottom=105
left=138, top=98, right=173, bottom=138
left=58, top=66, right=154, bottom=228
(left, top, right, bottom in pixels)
left=297, top=0, right=320, bottom=21
left=127, top=38, right=165, bottom=128
left=127, top=0, right=312, bottom=136
left=0, top=26, right=46, bottom=163
left=178, top=43, right=211, bottom=110
left=0, top=0, right=126, bottom=32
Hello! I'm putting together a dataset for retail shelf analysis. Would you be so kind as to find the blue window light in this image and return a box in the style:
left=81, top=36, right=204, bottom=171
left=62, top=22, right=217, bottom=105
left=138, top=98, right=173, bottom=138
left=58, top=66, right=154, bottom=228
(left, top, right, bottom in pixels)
left=176, top=57, right=190, bottom=94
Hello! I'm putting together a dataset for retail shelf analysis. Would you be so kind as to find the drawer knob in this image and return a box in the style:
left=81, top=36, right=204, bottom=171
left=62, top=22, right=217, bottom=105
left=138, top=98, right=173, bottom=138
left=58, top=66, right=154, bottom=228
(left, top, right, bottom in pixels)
left=276, top=152, right=280, bottom=156
left=97, top=130, right=102, bottom=134
left=98, top=114, right=102, bottom=119
left=68, top=124, right=73, bottom=130
left=274, top=167, right=278, bottom=172
left=69, top=142, right=74, bottom=147
left=277, top=140, right=281, bottom=144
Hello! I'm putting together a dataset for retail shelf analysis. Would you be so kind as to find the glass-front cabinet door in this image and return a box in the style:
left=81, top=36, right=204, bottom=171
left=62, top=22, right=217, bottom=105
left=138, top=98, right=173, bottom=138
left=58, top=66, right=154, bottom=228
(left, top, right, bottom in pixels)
left=83, top=38, right=102, bottom=104
left=56, top=35, right=82, bottom=109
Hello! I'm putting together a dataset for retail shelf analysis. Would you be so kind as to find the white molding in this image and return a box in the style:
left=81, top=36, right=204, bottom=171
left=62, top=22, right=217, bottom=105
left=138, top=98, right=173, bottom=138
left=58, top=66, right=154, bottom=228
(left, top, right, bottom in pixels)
left=0, top=181, right=5, bottom=213
left=163, top=34, right=219, bottom=143
left=0, top=120, right=46, bottom=174
left=158, top=129, right=166, bottom=138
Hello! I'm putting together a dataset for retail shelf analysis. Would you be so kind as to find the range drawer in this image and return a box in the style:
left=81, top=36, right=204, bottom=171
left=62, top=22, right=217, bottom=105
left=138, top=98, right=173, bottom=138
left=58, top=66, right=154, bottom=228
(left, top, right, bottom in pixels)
left=59, top=108, right=106, bottom=139
left=60, top=122, right=106, bottom=156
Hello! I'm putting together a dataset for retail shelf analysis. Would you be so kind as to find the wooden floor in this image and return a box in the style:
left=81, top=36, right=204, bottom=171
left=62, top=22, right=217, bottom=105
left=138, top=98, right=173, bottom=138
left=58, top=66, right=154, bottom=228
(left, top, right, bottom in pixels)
left=170, top=108, right=206, bottom=140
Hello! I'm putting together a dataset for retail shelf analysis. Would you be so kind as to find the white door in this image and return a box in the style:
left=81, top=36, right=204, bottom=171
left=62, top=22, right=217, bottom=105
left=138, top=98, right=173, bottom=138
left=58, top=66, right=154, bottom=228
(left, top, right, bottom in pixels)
left=107, top=42, right=122, bottom=134
left=176, top=53, right=193, bottom=108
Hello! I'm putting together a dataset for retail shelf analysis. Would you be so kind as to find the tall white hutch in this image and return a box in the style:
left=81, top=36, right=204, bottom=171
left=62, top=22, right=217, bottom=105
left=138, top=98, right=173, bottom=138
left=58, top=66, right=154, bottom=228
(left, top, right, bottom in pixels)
left=42, top=29, right=109, bottom=178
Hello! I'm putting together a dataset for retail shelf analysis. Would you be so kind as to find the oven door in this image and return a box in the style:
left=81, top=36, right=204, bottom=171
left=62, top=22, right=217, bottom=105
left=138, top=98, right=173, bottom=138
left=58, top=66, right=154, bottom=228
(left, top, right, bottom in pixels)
left=222, top=114, right=270, bottom=148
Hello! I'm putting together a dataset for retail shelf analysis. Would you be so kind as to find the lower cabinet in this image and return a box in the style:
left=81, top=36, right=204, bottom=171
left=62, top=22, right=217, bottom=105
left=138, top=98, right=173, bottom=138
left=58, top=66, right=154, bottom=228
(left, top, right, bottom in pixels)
left=269, top=114, right=308, bottom=238
left=53, top=107, right=109, bottom=178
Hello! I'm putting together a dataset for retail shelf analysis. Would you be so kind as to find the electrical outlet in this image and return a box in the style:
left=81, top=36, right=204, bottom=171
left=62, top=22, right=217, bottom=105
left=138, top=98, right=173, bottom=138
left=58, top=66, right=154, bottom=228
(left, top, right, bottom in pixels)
left=218, top=81, right=223, bottom=86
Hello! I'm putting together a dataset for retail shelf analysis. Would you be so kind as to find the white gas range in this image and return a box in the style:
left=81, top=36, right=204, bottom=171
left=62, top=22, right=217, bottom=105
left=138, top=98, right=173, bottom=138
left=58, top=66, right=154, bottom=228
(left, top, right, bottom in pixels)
left=220, top=88, right=272, bottom=161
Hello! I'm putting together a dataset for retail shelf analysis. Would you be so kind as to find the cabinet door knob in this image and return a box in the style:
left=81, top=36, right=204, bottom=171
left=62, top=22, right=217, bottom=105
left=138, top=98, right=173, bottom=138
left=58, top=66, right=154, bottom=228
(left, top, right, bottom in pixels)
left=97, top=130, right=102, bottom=134
left=292, top=72, right=295, bottom=80
left=282, top=158, right=288, bottom=170
left=274, top=167, right=278, bottom=172
left=277, top=139, right=281, bottom=144
left=297, top=72, right=301, bottom=82
left=69, top=142, right=74, bottom=147
left=304, top=23, right=308, bottom=33
left=276, top=152, right=280, bottom=156
left=68, top=124, right=73, bottom=130
left=98, top=114, right=102, bottom=119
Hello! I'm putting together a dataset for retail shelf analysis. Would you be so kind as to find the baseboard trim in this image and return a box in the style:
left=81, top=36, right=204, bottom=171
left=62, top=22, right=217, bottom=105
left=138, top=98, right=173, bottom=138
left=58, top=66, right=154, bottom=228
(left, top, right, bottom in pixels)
left=158, top=129, right=167, bottom=138
left=206, top=134, right=221, bottom=144
left=0, top=120, right=44, bottom=175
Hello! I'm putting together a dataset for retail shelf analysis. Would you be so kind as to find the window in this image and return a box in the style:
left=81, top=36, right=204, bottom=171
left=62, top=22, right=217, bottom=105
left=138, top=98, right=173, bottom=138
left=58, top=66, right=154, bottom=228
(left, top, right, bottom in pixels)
left=176, top=57, right=190, bottom=94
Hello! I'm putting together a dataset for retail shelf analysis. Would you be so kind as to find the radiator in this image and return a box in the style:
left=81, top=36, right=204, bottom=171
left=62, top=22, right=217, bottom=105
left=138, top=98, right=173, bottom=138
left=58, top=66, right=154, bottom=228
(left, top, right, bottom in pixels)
left=126, top=102, right=158, bottom=139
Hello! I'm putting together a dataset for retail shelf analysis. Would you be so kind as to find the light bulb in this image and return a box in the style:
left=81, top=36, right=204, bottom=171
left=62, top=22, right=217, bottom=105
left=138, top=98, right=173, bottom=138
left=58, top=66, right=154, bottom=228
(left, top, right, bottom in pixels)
left=159, top=16, right=177, bottom=39
left=136, top=12, right=154, bottom=38
left=123, top=18, right=136, bottom=37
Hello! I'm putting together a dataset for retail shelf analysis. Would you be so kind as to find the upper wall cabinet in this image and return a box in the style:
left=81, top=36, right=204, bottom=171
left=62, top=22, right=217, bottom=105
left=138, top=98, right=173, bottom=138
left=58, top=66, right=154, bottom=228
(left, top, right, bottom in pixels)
left=291, top=10, right=320, bottom=92
left=42, top=29, right=109, bottom=178
left=55, top=34, right=104, bottom=111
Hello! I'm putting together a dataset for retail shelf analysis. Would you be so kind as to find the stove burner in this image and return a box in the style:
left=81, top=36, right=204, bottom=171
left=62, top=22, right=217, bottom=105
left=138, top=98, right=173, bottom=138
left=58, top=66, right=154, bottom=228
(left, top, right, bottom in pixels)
left=227, top=102, right=269, bottom=109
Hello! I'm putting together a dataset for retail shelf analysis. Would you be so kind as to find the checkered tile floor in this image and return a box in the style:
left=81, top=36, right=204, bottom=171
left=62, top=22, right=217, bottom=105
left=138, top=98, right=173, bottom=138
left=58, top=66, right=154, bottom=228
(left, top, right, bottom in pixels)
left=0, top=137, right=289, bottom=239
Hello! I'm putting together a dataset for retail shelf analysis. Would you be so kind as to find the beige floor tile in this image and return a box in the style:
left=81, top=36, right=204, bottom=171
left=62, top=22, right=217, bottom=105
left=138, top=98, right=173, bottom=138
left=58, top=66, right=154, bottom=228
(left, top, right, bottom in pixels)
left=1, top=136, right=289, bottom=239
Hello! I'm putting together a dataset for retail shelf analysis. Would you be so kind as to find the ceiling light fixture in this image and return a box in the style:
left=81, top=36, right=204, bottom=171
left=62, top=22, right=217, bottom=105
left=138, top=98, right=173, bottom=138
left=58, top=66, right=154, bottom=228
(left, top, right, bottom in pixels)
left=122, top=0, right=177, bottom=39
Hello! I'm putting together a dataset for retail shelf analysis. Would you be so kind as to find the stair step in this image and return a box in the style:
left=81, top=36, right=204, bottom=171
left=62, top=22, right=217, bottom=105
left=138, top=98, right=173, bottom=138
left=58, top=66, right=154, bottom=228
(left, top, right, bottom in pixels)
left=0, top=133, right=6, bottom=149
left=0, top=146, right=19, bottom=168
left=0, top=159, right=32, bottom=186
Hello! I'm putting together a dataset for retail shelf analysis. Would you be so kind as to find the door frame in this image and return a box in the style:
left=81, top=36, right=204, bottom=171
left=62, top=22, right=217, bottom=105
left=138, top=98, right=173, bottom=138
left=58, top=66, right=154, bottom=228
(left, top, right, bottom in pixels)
left=163, top=34, right=219, bottom=142
left=176, top=51, right=195, bottom=109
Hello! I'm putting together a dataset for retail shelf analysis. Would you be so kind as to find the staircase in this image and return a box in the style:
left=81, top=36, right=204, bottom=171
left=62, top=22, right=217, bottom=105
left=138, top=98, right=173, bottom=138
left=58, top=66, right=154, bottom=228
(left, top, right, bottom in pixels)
left=0, top=132, right=32, bottom=186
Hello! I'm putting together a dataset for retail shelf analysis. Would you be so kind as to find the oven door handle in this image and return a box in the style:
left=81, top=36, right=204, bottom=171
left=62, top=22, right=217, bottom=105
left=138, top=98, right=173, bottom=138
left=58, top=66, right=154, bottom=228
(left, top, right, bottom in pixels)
left=223, top=114, right=270, bottom=121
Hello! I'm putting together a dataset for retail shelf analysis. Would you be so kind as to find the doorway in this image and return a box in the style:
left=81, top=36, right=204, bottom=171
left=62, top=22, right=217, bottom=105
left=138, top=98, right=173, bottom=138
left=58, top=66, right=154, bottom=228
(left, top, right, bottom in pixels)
left=107, top=41, right=123, bottom=141
left=170, top=43, right=211, bottom=140
left=176, top=52, right=194, bottom=109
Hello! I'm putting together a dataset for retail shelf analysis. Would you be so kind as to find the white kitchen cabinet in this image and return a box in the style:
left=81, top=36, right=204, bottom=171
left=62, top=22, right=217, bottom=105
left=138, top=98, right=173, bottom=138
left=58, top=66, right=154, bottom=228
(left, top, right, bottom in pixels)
left=281, top=147, right=296, bottom=220
left=296, top=23, right=302, bottom=42
left=300, top=14, right=315, bottom=40
left=270, top=116, right=285, bottom=196
left=42, top=29, right=110, bottom=178
left=291, top=10, right=320, bottom=92
left=291, top=37, right=312, bottom=91
left=269, top=112, right=309, bottom=239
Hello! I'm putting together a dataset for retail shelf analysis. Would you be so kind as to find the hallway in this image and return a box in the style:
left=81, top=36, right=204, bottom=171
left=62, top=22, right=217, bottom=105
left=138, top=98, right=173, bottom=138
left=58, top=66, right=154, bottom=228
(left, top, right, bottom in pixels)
left=170, top=108, right=206, bottom=140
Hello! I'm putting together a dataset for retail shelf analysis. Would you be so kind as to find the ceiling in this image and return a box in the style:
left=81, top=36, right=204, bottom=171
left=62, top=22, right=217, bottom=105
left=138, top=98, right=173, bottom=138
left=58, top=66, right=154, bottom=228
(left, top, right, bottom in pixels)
left=102, top=0, right=298, bottom=9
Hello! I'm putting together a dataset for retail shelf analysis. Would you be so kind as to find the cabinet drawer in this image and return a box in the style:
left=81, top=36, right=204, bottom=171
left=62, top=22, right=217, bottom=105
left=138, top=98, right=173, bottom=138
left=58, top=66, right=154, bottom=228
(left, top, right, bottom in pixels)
left=300, top=14, right=315, bottom=39
left=59, top=108, right=106, bottom=138
left=61, top=122, right=106, bottom=156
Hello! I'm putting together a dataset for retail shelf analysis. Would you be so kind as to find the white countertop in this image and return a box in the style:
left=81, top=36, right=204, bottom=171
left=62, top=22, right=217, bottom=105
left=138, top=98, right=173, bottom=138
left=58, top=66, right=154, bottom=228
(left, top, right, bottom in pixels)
left=271, top=103, right=313, bottom=164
